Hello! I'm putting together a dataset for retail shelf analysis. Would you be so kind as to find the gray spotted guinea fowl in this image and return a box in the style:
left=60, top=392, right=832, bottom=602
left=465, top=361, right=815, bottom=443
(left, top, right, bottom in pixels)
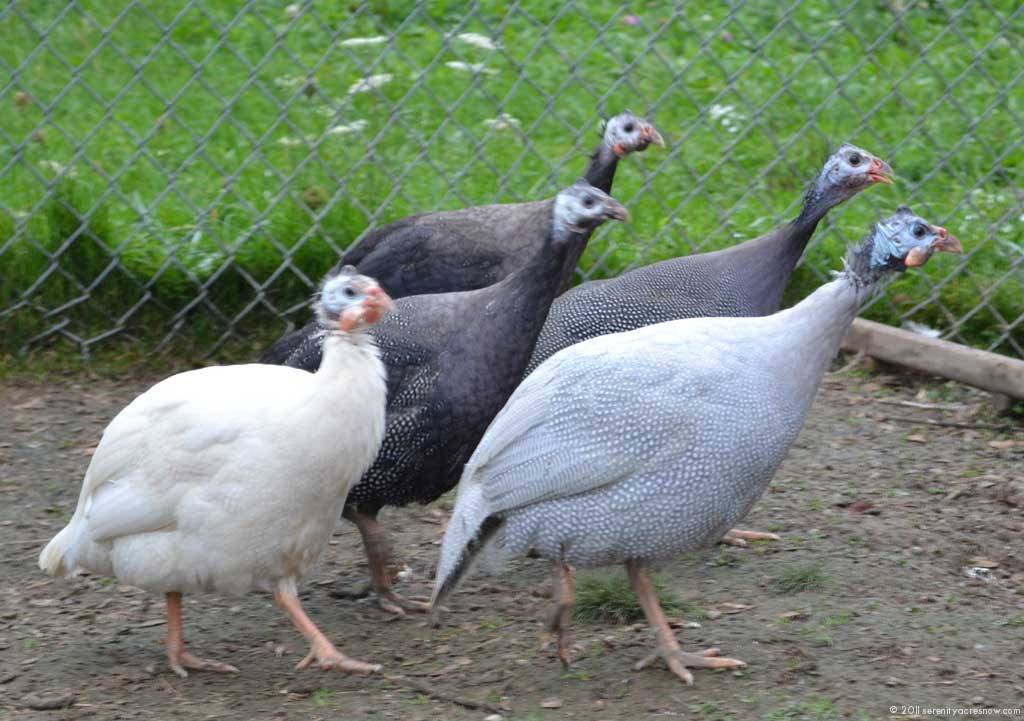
left=525, top=144, right=895, bottom=376
left=526, top=143, right=893, bottom=549
left=261, top=181, right=628, bottom=615
left=258, top=112, right=660, bottom=366
left=433, top=207, right=961, bottom=684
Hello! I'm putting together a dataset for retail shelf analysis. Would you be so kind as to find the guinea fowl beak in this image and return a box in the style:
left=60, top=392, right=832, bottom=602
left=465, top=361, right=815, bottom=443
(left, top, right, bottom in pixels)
left=604, top=199, right=630, bottom=223
left=867, top=157, right=895, bottom=185
left=932, top=226, right=963, bottom=255
left=641, top=124, right=665, bottom=148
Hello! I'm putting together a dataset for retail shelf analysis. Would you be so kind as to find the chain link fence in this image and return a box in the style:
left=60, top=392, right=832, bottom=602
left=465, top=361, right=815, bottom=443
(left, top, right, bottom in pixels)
left=1, top=1, right=1022, bottom=359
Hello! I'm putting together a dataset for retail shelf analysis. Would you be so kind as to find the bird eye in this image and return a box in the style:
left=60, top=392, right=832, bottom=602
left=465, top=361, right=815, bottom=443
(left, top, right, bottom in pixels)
left=624, top=122, right=635, bottom=133
left=343, top=286, right=357, bottom=298
left=912, top=224, right=926, bottom=238
left=582, top=197, right=595, bottom=208
left=848, top=152, right=862, bottom=166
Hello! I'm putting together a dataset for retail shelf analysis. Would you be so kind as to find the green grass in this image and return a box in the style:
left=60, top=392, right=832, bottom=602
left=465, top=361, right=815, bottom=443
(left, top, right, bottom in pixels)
left=771, top=563, right=831, bottom=594
left=1, top=1, right=1021, bottom=358
left=573, top=570, right=679, bottom=624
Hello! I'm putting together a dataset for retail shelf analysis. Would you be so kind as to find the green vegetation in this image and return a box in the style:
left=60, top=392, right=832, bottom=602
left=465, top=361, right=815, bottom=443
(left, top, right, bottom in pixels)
left=2, top=1, right=1021, bottom=359
left=573, top=570, right=679, bottom=624
left=771, top=563, right=831, bottom=594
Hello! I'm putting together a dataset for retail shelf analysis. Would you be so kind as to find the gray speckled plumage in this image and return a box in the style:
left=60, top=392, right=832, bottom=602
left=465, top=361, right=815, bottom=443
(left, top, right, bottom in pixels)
left=524, top=144, right=893, bottom=376
left=433, top=207, right=959, bottom=603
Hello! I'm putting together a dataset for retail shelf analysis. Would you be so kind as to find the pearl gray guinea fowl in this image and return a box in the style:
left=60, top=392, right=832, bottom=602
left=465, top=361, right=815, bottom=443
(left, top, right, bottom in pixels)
left=262, top=182, right=629, bottom=615
left=433, top=207, right=962, bottom=684
left=525, top=144, right=895, bottom=376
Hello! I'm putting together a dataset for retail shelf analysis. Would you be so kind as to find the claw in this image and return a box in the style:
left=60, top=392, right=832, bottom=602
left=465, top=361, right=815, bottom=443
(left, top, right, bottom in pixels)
left=297, top=639, right=381, bottom=675
left=376, top=590, right=431, bottom=617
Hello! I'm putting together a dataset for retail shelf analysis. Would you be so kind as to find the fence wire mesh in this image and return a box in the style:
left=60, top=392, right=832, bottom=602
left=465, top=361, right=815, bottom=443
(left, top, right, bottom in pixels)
left=1, top=1, right=1022, bottom=359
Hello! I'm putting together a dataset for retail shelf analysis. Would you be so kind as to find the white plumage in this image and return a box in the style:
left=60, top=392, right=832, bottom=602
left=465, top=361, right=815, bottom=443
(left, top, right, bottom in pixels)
left=40, top=267, right=392, bottom=677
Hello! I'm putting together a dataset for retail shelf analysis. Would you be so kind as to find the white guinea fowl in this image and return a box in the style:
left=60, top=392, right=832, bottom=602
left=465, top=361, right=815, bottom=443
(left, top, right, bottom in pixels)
left=39, top=266, right=393, bottom=677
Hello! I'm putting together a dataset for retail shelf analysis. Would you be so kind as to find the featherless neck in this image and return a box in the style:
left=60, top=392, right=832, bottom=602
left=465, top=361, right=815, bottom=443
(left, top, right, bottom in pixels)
left=841, top=234, right=892, bottom=292
left=583, top=144, right=620, bottom=193
left=792, top=182, right=834, bottom=231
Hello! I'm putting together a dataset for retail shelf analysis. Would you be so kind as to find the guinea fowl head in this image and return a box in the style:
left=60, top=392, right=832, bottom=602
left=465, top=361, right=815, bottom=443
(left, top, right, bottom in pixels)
left=806, top=143, right=894, bottom=214
left=601, top=110, right=664, bottom=156
left=315, top=266, right=394, bottom=332
left=850, top=206, right=962, bottom=278
left=553, top=181, right=630, bottom=236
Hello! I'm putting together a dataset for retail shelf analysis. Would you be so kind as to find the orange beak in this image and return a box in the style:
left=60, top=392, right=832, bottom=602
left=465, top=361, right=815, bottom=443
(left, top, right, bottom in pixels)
left=641, top=124, right=665, bottom=148
left=932, top=226, right=963, bottom=254
left=867, top=157, right=895, bottom=185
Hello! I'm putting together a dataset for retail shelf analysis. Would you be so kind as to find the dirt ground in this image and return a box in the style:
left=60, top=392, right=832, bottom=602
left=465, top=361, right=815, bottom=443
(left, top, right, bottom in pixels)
left=1, top=366, right=1022, bottom=721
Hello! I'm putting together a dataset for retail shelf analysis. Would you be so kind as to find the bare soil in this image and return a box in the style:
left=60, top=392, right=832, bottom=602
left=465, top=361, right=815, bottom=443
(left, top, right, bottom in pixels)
left=1, top=368, right=1022, bottom=720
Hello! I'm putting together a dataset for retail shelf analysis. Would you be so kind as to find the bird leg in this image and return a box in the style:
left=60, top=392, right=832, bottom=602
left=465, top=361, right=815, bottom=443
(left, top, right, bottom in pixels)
left=273, top=589, right=381, bottom=674
left=624, top=560, right=746, bottom=685
left=719, top=528, right=781, bottom=548
left=342, top=508, right=431, bottom=616
left=542, top=561, right=575, bottom=668
left=164, top=592, right=239, bottom=678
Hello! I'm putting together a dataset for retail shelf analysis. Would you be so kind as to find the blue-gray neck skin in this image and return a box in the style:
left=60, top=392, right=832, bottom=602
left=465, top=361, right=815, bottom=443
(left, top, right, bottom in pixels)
left=843, top=221, right=906, bottom=290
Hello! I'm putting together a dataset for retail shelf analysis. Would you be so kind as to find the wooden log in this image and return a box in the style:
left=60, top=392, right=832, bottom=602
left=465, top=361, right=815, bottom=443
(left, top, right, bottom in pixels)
left=841, top=318, right=1024, bottom=400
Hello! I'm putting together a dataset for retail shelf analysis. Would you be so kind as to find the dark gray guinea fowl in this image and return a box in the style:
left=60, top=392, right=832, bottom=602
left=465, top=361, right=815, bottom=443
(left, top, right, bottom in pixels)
left=434, top=207, right=961, bottom=685
left=525, top=144, right=895, bottom=376
left=258, top=112, right=659, bottom=367
left=338, top=110, right=661, bottom=298
left=260, top=181, right=628, bottom=615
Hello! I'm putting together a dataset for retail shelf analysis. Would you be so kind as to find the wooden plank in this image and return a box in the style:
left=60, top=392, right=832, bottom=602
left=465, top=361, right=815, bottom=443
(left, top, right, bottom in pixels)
left=841, top=318, right=1024, bottom=400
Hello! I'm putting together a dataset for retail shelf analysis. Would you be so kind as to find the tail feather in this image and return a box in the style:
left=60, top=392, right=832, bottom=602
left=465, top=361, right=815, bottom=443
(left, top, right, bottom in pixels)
left=38, top=523, right=77, bottom=577
left=432, top=516, right=502, bottom=608
left=431, top=482, right=503, bottom=607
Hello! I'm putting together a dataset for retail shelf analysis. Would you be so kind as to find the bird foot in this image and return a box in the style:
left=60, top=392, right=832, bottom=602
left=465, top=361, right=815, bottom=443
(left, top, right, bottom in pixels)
left=634, top=646, right=746, bottom=685
left=168, top=650, right=239, bottom=678
left=719, top=528, right=781, bottom=548
left=375, top=590, right=432, bottom=617
left=539, top=630, right=574, bottom=669
left=295, top=639, right=381, bottom=675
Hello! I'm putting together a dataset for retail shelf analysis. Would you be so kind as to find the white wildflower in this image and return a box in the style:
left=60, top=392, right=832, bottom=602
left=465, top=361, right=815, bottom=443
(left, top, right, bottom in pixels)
left=708, top=103, right=744, bottom=134
left=445, top=61, right=497, bottom=75
left=347, top=73, right=393, bottom=94
left=273, top=75, right=303, bottom=89
left=456, top=32, right=500, bottom=50
left=483, top=113, right=521, bottom=131
left=340, top=35, right=388, bottom=47
left=327, top=120, right=369, bottom=135
left=277, top=136, right=304, bottom=148
left=708, top=103, right=734, bottom=120
left=39, top=159, right=77, bottom=178
left=285, top=3, right=301, bottom=18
